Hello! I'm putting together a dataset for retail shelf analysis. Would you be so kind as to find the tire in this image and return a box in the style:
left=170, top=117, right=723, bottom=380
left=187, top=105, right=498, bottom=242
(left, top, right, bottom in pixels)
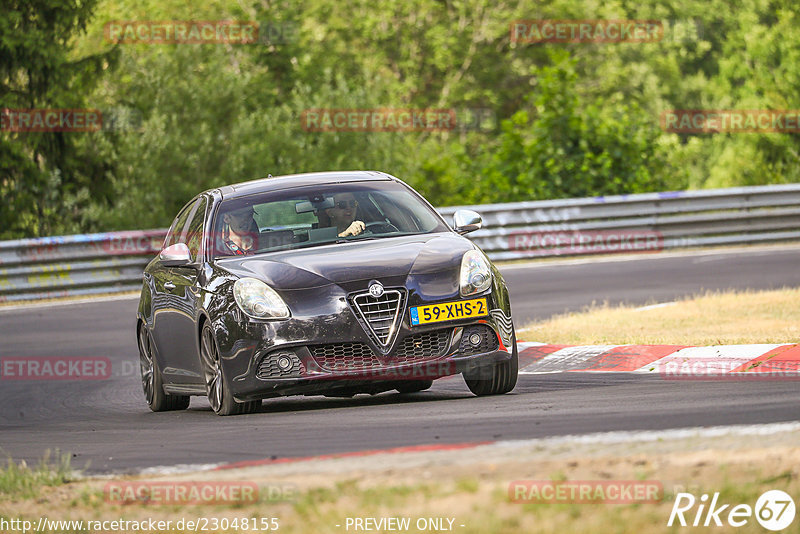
left=395, top=380, right=433, bottom=394
left=463, top=329, right=518, bottom=396
left=138, top=324, right=190, bottom=412
left=200, top=323, right=260, bottom=416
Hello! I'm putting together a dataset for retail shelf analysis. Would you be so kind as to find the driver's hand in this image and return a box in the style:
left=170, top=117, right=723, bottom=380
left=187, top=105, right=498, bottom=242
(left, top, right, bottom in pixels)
left=338, top=220, right=365, bottom=237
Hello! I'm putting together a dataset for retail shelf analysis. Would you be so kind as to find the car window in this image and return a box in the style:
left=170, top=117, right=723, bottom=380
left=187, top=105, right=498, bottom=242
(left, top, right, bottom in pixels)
left=254, top=200, right=318, bottom=229
left=213, top=181, right=449, bottom=258
left=163, top=199, right=199, bottom=249
left=184, top=197, right=207, bottom=261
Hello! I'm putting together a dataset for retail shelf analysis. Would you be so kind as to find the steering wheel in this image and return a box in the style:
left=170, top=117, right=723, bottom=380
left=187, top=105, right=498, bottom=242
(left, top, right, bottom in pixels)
left=364, top=221, right=399, bottom=234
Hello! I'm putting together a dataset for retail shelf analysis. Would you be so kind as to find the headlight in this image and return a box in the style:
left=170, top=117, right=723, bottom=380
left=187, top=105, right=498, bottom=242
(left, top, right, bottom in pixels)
left=459, top=250, right=492, bottom=297
left=233, top=277, right=290, bottom=319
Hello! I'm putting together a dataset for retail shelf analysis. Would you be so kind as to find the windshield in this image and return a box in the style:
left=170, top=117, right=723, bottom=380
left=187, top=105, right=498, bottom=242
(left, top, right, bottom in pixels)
left=211, top=181, right=449, bottom=258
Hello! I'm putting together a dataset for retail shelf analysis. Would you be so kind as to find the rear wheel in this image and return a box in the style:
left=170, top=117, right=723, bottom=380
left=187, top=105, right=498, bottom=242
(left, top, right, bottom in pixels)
left=200, top=323, right=260, bottom=416
left=138, top=324, right=190, bottom=412
left=463, top=329, right=518, bottom=396
left=395, top=380, right=433, bottom=394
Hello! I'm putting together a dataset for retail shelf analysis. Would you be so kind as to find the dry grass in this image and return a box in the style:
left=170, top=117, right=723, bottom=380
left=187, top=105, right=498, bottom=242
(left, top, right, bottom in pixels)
left=519, top=287, right=800, bottom=346
left=2, top=438, right=799, bottom=534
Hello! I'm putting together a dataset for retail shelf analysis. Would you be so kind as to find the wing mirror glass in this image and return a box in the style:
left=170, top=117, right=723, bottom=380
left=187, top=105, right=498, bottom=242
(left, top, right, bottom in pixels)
left=453, top=209, right=482, bottom=235
left=159, top=243, right=191, bottom=266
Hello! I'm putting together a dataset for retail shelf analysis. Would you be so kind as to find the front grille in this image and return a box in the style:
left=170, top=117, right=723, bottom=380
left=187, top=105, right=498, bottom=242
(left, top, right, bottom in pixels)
left=393, top=329, right=450, bottom=363
left=309, top=342, right=381, bottom=371
left=458, top=324, right=499, bottom=355
left=256, top=350, right=304, bottom=379
left=309, top=328, right=452, bottom=371
left=351, top=289, right=405, bottom=347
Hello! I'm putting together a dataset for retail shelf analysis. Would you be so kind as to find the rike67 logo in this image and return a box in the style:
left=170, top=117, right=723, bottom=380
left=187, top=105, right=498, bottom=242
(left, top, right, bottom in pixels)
left=668, top=490, right=796, bottom=531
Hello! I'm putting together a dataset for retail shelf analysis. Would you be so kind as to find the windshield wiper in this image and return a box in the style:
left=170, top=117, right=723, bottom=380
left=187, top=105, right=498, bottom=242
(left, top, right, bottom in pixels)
left=336, top=235, right=378, bottom=243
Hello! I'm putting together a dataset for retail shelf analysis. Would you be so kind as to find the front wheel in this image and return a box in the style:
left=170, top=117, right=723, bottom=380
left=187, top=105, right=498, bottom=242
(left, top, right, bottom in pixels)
left=463, top=330, right=518, bottom=396
left=200, top=323, right=260, bottom=416
left=138, top=324, right=189, bottom=412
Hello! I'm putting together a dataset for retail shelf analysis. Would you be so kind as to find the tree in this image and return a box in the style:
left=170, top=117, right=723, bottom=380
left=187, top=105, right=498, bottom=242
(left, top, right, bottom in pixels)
left=0, top=0, right=115, bottom=238
left=480, top=51, right=681, bottom=203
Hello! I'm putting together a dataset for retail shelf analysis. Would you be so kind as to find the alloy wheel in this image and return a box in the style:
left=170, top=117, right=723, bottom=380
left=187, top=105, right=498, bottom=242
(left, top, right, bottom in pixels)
left=138, top=326, right=155, bottom=404
left=201, top=326, right=223, bottom=413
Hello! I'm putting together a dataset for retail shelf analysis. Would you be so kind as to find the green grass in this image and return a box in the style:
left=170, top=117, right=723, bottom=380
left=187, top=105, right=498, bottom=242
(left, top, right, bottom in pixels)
left=0, top=451, right=73, bottom=500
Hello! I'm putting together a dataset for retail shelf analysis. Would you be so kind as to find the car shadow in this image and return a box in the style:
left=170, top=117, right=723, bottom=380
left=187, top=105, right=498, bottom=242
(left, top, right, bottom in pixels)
left=187, top=386, right=473, bottom=414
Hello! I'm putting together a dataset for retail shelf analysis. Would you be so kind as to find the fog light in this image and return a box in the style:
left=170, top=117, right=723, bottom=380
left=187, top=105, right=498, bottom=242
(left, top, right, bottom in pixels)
left=276, top=355, right=292, bottom=370
left=469, top=333, right=482, bottom=347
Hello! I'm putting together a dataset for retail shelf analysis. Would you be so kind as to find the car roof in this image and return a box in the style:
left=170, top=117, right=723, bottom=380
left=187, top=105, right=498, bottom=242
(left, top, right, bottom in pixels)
left=214, top=170, right=395, bottom=199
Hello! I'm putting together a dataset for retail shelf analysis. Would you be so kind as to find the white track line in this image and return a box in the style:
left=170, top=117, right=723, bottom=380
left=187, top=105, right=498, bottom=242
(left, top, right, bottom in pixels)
left=0, top=293, right=139, bottom=312
left=516, top=341, right=547, bottom=351
left=493, top=421, right=800, bottom=448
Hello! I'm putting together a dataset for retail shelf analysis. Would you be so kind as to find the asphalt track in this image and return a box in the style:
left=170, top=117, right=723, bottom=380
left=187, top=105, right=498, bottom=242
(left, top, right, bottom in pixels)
left=1, top=246, right=800, bottom=473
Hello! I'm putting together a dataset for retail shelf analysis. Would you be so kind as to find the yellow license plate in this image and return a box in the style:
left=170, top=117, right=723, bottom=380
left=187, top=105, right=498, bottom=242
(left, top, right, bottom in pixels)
left=409, top=298, right=488, bottom=325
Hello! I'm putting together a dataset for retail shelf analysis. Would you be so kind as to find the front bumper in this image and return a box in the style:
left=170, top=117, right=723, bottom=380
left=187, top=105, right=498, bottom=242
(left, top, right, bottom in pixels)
left=213, top=286, right=514, bottom=401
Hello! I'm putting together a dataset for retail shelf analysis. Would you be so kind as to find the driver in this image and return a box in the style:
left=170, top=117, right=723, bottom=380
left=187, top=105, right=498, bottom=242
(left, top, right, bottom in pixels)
left=324, top=193, right=365, bottom=237
left=220, top=206, right=259, bottom=255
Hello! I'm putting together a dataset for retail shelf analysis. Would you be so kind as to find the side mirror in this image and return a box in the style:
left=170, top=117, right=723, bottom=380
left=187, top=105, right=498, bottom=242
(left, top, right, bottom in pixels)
left=453, top=209, right=482, bottom=235
left=159, top=243, right=191, bottom=267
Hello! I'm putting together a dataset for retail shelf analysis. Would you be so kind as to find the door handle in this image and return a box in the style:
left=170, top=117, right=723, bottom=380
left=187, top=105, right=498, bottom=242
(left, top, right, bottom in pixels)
left=164, top=281, right=176, bottom=291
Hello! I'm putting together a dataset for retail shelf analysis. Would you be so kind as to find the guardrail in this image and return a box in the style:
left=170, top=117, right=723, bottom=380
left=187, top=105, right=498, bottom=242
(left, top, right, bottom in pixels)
left=438, top=184, right=800, bottom=261
left=1, top=184, right=799, bottom=302
left=0, top=230, right=167, bottom=302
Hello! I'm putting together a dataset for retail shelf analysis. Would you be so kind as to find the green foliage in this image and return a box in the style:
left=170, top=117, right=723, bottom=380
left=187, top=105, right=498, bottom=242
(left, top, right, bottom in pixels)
left=480, top=51, right=682, bottom=202
left=2, top=0, right=800, bottom=236
left=0, top=0, right=116, bottom=238
left=0, top=451, right=73, bottom=499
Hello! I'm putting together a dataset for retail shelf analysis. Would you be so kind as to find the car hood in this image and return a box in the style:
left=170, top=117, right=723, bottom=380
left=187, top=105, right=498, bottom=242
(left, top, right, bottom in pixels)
left=215, top=232, right=473, bottom=291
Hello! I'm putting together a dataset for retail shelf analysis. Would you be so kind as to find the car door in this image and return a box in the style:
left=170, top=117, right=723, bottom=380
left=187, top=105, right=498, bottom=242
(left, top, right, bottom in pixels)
left=165, top=196, right=209, bottom=381
left=151, top=197, right=205, bottom=386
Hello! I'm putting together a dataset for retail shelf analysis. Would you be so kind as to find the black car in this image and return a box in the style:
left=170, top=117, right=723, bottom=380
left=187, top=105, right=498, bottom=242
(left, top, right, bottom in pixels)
left=136, top=171, right=517, bottom=415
